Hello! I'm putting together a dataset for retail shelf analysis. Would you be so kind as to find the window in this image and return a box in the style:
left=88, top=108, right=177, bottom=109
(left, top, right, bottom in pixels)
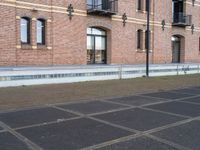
left=138, top=0, right=142, bottom=10
left=87, top=27, right=107, bottom=64
left=137, top=30, right=143, bottom=49
left=37, top=19, right=46, bottom=45
left=20, top=17, right=30, bottom=44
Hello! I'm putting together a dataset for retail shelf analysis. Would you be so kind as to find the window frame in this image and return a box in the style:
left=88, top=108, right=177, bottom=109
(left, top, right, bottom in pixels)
left=137, top=0, right=142, bottom=11
left=20, top=17, right=31, bottom=44
left=36, top=18, right=46, bottom=45
left=137, top=29, right=143, bottom=49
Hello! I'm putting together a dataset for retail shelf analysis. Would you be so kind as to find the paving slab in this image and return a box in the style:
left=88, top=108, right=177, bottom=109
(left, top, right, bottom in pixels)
left=152, top=120, right=200, bottom=150
left=107, top=95, right=163, bottom=106
left=0, top=132, right=30, bottom=150
left=97, top=136, right=178, bottom=150
left=181, top=96, right=200, bottom=104
left=57, top=101, right=127, bottom=115
left=192, top=86, right=200, bottom=89
left=142, top=91, right=192, bottom=100
left=17, top=118, right=132, bottom=150
left=171, top=88, right=200, bottom=95
left=146, top=101, right=200, bottom=117
left=0, top=107, right=77, bottom=128
left=93, top=108, right=185, bottom=131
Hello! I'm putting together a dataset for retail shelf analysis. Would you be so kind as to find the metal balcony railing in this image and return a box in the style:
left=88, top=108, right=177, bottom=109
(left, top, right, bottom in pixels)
left=173, top=13, right=192, bottom=26
left=87, top=0, right=118, bottom=16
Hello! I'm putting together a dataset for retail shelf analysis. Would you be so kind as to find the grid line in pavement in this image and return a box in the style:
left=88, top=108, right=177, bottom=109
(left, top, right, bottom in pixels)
left=0, top=86, right=200, bottom=150
left=0, top=121, right=42, bottom=150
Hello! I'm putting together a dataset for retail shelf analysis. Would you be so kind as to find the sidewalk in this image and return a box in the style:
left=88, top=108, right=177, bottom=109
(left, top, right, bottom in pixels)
left=0, top=74, right=200, bottom=111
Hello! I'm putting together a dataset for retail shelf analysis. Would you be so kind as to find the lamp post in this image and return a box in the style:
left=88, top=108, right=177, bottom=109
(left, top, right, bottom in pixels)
left=146, top=0, right=150, bottom=77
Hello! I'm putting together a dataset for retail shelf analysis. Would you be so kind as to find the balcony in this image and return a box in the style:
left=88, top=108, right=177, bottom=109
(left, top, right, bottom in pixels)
left=87, top=0, right=118, bottom=16
left=172, top=13, right=192, bottom=27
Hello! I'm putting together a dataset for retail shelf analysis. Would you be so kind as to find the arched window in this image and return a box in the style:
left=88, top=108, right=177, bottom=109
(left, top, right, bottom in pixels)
left=137, top=29, right=143, bottom=49
left=87, top=27, right=107, bottom=64
left=37, top=19, right=46, bottom=45
left=20, top=17, right=30, bottom=44
left=138, top=0, right=142, bottom=10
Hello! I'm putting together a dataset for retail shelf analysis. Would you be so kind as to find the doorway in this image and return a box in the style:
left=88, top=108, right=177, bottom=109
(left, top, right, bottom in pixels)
left=87, top=27, right=107, bottom=64
left=172, top=36, right=181, bottom=63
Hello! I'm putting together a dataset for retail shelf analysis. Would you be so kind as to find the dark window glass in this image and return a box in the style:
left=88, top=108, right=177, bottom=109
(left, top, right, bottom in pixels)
left=137, top=30, right=143, bottom=49
left=138, top=0, right=142, bottom=10
left=87, top=27, right=107, bottom=64
left=20, top=17, right=30, bottom=44
left=37, top=19, right=46, bottom=45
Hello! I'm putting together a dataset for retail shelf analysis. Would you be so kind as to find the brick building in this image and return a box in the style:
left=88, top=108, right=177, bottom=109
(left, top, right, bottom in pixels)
left=0, top=0, right=200, bottom=66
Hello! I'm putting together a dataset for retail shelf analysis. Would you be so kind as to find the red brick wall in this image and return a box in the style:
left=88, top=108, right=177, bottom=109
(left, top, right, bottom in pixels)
left=0, top=0, right=200, bottom=66
left=0, top=3, right=16, bottom=65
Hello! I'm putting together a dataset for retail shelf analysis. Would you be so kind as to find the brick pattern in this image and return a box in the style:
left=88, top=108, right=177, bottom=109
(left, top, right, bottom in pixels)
left=0, top=0, right=200, bottom=66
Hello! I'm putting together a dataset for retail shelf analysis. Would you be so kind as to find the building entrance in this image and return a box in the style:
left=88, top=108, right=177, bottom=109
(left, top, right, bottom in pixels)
left=172, top=36, right=181, bottom=63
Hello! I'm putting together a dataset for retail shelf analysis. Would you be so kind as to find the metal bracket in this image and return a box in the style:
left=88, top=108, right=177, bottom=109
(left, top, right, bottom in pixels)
left=122, top=13, right=127, bottom=27
left=161, top=20, right=165, bottom=31
left=191, top=24, right=194, bottom=34
left=67, top=4, right=74, bottom=20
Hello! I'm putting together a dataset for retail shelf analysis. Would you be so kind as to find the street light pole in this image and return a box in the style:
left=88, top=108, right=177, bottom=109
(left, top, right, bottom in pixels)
left=146, top=0, right=150, bottom=77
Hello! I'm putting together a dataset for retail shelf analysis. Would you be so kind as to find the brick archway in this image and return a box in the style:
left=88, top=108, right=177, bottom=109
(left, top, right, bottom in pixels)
left=87, top=21, right=112, bottom=31
left=172, top=34, right=185, bottom=63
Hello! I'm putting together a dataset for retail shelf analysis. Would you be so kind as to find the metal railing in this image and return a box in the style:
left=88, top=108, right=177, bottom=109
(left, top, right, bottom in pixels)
left=173, top=12, right=192, bottom=26
left=87, top=0, right=118, bottom=13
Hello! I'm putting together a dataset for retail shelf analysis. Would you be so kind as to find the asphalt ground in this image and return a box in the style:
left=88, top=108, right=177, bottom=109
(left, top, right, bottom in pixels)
left=0, top=86, right=200, bottom=150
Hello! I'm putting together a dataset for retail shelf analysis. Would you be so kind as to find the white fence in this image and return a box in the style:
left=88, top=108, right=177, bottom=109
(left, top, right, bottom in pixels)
left=0, top=64, right=199, bottom=87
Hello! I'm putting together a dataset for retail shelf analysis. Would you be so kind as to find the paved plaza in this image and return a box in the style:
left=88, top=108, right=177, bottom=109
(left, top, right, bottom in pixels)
left=0, top=86, right=200, bottom=150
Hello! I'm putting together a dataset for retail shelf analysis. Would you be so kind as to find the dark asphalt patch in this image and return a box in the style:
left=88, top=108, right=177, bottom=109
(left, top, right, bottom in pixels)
left=0, top=126, right=3, bottom=131
left=107, top=95, right=163, bottom=106
left=93, top=108, right=185, bottom=131
left=193, top=86, right=200, bottom=89
left=17, top=118, right=132, bottom=150
left=142, top=91, right=192, bottom=100
left=0, top=107, right=77, bottom=128
left=181, top=96, right=200, bottom=104
left=146, top=101, right=200, bottom=117
left=171, top=88, right=200, bottom=95
left=152, top=120, right=200, bottom=150
left=57, top=101, right=127, bottom=115
left=0, top=132, right=30, bottom=150
left=97, top=136, right=178, bottom=150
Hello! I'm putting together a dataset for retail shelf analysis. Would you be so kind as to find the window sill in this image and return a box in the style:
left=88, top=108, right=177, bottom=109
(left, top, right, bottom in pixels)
left=136, top=9, right=143, bottom=13
left=37, top=45, right=48, bottom=50
left=21, top=44, right=32, bottom=50
left=136, top=10, right=154, bottom=15
left=136, top=49, right=153, bottom=53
